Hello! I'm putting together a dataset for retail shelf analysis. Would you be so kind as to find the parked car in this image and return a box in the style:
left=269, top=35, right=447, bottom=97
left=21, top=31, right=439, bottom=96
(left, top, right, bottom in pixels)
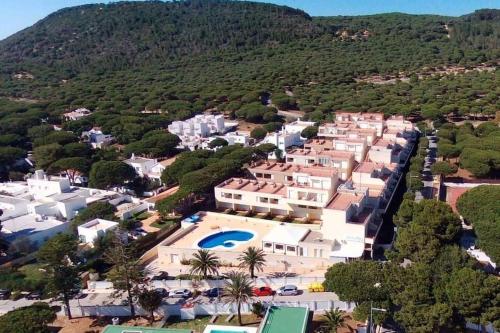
left=202, top=287, right=225, bottom=298
left=154, top=288, right=169, bottom=298
left=276, top=285, right=299, bottom=296
left=169, top=289, right=192, bottom=298
left=0, top=289, right=10, bottom=300
left=253, top=286, right=274, bottom=297
left=26, top=291, right=42, bottom=300
left=307, top=282, right=324, bottom=293
left=151, top=271, right=170, bottom=281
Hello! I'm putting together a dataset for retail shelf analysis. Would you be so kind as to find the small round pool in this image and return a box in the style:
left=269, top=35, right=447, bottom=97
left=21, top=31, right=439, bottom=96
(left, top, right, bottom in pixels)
left=198, top=230, right=254, bottom=249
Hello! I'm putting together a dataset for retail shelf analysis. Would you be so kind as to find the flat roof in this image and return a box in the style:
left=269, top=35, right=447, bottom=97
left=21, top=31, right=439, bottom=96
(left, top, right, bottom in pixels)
left=287, top=148, right=354, bottom=159
left=326, top=192, right=364, bottom=210
left=262, top=224, right=310, bottom=246
left=249, top=162, right=337, bottom=178
left=353, top=162, right=382, bottom=174
left=1, top=214, right=66, bottom=240
left=260, top=306, right=309, bottom=333
left=79, top=218, right=118, bottom=231
left=103, top=325, right=191, bottom=333
left=217, top=178, right=287, bottom=196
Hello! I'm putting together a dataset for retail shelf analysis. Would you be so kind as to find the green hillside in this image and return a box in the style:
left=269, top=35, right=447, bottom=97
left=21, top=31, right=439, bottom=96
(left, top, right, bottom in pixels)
left=0, top=1, right=498, bottom=123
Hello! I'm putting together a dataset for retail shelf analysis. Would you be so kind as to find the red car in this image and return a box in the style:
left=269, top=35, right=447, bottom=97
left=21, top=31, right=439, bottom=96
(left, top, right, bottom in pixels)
left=253, top=286, right=274, bottom=296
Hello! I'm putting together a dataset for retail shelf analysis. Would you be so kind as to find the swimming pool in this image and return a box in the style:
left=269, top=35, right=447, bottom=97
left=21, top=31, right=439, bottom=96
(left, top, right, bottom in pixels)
left=197, top=230, right=254, bottom=249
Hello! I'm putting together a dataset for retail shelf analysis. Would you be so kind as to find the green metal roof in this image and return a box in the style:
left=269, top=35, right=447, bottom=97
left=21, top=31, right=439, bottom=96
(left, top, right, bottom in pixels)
left=103, top=325, right=191, bottom=333
left=260, top=306, right=309, bottom=333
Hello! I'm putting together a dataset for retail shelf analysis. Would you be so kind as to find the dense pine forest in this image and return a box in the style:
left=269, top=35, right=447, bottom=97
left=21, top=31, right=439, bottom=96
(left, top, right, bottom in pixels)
left=0, top=1, right=498, bottom=129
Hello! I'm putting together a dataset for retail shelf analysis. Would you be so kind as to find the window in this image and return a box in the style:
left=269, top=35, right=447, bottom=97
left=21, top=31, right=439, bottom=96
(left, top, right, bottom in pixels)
left=287, top=158, right=294, bottom=162
left=275, top=244, right=284, bottom=250
left=287, top=176, right=293, bottom=181
left=259, top=197, right=269, bottom=203
left=221, top=192, right=233, bottom=199
left=234, top=194, right=242, bottom=200
left=270, top=198, right=279, bottom=204
left=264, top=242, right=272, bottom=248
left=255, top=173, right=263, bottom=178
left=286, top=246, right=296, bottom=252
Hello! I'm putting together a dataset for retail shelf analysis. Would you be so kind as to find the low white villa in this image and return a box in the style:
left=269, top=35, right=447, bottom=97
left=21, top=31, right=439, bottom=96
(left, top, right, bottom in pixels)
left=81, top=128, right=114, bottom=149
left=77, top=218, right=119, bottom=246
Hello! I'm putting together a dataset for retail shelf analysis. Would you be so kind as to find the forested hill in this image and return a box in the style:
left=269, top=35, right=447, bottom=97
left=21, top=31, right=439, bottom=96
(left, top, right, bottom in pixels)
left=0, top=1, right=498, bottom=122
left=0, top=0, right=317, bottom=73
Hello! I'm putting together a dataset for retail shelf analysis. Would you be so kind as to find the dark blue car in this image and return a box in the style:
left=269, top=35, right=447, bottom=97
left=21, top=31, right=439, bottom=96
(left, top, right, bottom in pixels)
left=202, top=287, right=225, bottom=298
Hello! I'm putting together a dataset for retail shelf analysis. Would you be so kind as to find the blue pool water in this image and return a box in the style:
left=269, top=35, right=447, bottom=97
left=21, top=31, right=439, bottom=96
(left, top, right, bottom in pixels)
left=198, top=230, right=254, bottom=249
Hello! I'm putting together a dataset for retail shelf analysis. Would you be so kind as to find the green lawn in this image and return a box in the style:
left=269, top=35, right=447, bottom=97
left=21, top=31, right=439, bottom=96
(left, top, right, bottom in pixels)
left=151, top=219, right=178, bottom=229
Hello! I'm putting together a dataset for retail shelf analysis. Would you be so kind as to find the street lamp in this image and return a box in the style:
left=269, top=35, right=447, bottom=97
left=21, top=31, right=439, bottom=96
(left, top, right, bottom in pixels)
left=367, top=283, right=386, bottom=333
left=368, top=301, right=387, bottom=333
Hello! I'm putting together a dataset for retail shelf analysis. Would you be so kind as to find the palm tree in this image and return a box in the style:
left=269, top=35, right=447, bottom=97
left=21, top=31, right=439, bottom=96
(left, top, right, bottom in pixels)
left=189, top=249, right=220, bottom=279
left=224, top=271, right=254, bottom=326
left=322, top=308, right=347, bottom=333
left=238, top=246, right=266, bottom=278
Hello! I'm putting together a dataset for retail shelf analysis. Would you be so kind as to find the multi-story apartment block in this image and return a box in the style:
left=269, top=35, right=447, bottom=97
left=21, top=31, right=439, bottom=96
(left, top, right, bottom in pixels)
left=318, top=123, right=377, bottom=146
left=304, top=137, right=368, bottom=163
left=158, top=113, right=417, bottom=269
left=350, top=161, right=400, bottom=210
left=215, top=162, right=339, bottom=220
left=368, top=138, right=410, bottom=166
left=285, top=148, right=355, bottom=181
left=334, top=112, right=385, bottom=136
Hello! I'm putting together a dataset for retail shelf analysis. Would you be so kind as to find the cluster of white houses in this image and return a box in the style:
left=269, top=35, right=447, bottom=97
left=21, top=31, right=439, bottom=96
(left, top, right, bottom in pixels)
left=158, top=112, right=416, bottom=269
left=167, top=114, right=242, bottom=150
left=0, top=170, right=146, bottom=249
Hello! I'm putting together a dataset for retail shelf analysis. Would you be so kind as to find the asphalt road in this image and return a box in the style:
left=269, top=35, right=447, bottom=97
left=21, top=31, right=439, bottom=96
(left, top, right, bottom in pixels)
left=0, top=290, right=340, bottom=314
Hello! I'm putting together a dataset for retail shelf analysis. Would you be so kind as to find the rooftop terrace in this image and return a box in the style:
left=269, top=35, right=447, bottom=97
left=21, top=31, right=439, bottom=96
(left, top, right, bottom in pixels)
left=249, top=161, right=337, bottom=178
left=326, top=192, right=364, bottom=211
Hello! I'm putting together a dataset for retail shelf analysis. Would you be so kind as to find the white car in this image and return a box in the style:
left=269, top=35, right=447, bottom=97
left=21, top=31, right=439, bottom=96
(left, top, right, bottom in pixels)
left=276, top=285, right=299, bottom=296
left=169, top=289, right=192, bottom=298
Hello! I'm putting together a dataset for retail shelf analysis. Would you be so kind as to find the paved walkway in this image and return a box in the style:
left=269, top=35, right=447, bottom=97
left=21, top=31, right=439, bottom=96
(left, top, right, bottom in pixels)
left=146, top=186, right=179, bottom=204
left=141, top=212, right=161, bottom=233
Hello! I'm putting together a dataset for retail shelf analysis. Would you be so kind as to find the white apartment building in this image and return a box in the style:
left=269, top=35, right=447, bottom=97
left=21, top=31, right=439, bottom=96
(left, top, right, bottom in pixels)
left=283, top=119, right=316, bottom=135
left=259, top=130, right=302, bottom=158
left=27, top=170, right=71, bottom=199
left=286, top=148, right=355, bottom=180
left=168, top=114, right=226, bottom=137
left=77, top=218, right=119, bottom=246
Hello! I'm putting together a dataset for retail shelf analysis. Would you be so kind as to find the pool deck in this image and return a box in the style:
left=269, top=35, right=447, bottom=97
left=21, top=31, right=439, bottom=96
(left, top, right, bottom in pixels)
left=165, top=213, right=277, bottom=251
left=260, top=306, right=309, bottom=333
